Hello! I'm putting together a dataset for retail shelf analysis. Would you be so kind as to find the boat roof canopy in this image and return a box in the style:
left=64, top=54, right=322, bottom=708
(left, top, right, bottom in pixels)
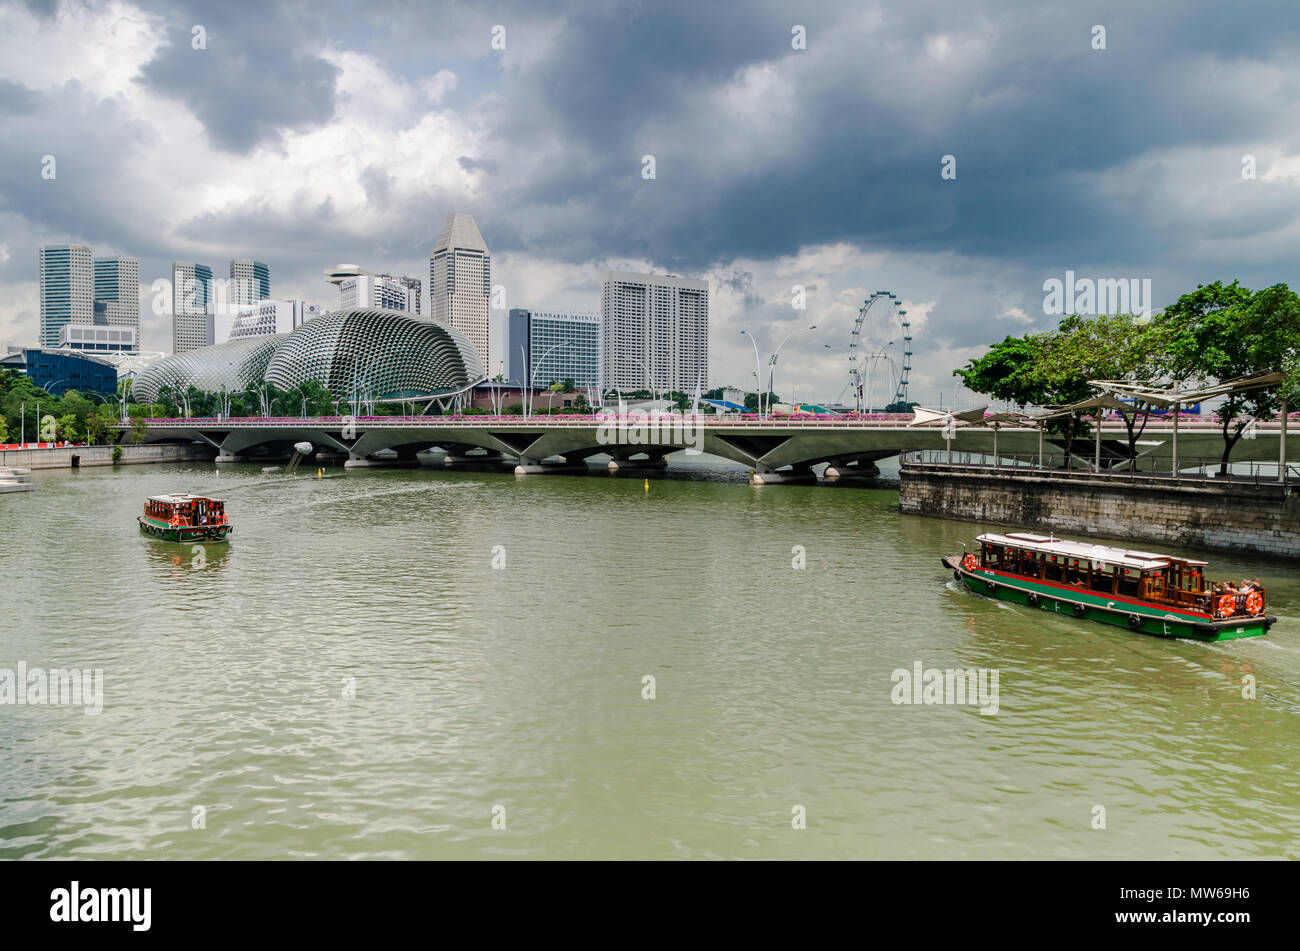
left=147, top=493, right=225, bottom=504
left=977, top=532, right=1209, bottom=571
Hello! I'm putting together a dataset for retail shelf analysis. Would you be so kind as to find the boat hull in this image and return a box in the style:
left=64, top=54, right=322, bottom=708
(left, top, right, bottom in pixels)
left=942, top=556, right=1272, bottom=641
left=138, top=515, right=232, bottom=543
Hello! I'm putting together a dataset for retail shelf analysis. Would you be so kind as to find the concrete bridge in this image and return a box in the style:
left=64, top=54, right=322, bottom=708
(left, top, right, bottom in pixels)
left=119, top=414, right=1296, bottom=483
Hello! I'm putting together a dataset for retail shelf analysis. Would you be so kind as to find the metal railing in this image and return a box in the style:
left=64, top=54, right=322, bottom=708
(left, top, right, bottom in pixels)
left=113, top=413, right=1299, bottom=433
left=901, top=450, right=1297, bottom=486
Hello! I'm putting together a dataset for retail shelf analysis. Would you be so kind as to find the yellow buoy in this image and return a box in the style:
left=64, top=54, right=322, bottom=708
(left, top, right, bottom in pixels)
left=317, top=468, right=322, bottom=479
left=644, top=478, right=649, bottom=492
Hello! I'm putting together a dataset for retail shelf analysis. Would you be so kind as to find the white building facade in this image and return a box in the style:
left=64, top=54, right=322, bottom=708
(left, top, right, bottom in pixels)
left=339, top=274, right=420, bottom=315
left=600, top=271, right=709, bottom=396
left=226, top=299, right=323, bottom=342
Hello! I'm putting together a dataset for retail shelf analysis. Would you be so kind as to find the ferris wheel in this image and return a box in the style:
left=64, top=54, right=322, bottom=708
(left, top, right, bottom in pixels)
left=834, top=291, right=913, bottom=412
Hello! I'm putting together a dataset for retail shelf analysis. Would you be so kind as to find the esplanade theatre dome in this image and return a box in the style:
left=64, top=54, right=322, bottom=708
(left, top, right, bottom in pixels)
left=131, top=334, right=286, bottom=404
left=263, top=308, right=485, bottom=399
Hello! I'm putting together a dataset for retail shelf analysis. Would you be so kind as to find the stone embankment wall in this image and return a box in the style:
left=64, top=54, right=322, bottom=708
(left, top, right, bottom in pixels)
left=0, top=444, right=215, bottom=469
left=899, top=466, right=1300, bottom=558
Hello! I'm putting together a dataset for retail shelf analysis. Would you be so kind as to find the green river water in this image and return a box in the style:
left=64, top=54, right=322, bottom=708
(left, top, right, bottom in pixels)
left=1, top=458, right=1297, bottom=859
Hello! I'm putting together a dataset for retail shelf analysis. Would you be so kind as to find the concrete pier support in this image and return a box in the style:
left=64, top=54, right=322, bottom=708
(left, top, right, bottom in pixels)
left=823, top=460, right=882, bottom=480
left=444, top=452, right=509, bottom=466
left=514, top=458, right=590, bottom=475
left=214, top=454, right=248, bottom=463
left=607, top=454, right=668, bottom=471
left=343, top=455, right=411, bottom=468
left=749, top=465, right=817, bottom=485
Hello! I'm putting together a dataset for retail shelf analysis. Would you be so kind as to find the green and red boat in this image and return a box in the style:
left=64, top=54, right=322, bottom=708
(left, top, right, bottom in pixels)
left=943, top=532, right=1274, bottom=641
left=138, top=493, right=232, bottom=542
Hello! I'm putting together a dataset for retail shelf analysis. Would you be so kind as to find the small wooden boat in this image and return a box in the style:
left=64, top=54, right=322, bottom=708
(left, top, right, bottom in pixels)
left=138, top=494, right=232, bottom=542
left=943, top=532, right=1274, bottom=641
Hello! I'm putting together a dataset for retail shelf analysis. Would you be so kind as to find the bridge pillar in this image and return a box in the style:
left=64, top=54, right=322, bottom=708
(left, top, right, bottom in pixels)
left=749, top=464, right=817, bottom=485
left=343, top=454, right=409, bottom=468
left=514, top=457, right=590, bottom=475
left=823, top=459, right=881, bottom=480
left=444, top=451, right=509, bottom=466
left=607, top=452, right=668, bottom=471
left=214, top=454, right=247, bottom=463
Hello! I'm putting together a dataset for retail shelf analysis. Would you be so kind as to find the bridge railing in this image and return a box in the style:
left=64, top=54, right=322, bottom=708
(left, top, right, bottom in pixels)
left=115, top=413, right=1294, bottom=431
left=901, top=450, right=1297, bottom=486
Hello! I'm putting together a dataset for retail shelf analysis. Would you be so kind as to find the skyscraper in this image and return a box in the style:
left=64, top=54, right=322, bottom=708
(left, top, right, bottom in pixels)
left=39, top=244, right=93, bottom=348
left=172, top=262, right=214, bottom=353
left=93, top=255, right=140, bottom=335
left=430, top=213, right=490, bottom=368
left=229, top=259, right=270, bottom=307
left=508, top=309, right=601, bottom=390
left=600, top=271, right=709, bottom=396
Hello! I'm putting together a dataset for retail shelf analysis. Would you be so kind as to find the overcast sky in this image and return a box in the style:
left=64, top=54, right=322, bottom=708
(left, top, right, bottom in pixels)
left=3, top=0, right=1300, bottom=406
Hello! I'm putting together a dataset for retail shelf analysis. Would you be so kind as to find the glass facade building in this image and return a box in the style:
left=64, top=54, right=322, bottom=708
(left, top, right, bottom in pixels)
left=508, top=309, right=600, bottom=389
left=0, top=347, right=117, bottom=397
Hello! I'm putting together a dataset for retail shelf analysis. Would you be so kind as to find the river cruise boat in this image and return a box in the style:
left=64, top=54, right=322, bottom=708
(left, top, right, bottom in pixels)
left=943, top=532, right=1274, bottom=641
left=138, top=494, right=232, bottom=542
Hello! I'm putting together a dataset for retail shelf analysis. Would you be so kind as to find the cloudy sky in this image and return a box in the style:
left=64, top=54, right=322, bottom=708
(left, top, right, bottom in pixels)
left=2, top=0, right=1299, bottom=406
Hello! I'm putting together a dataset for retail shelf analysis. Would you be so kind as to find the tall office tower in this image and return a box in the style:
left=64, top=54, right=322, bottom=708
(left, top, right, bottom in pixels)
left=92, top=255, right=140, bottom=335
left=600, top=271, right=709, bottom=396
left=39, top=244, right=93, bottom=347
left=339, top=274, right=421, bottom=314
left=229, top=259, right=270, bottom=306
left=172, top=262, right=214, bottom=353
left=430, top=213, right=490, bottom=368
left=507, top=309, right=601, bottom=390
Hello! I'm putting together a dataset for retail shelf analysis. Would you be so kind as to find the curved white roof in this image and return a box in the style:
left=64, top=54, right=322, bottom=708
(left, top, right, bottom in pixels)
left=977, top=532, right=1208, bottom=570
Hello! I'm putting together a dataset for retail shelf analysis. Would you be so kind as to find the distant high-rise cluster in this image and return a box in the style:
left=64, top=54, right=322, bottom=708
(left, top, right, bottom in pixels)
left=31, top=215, right=715, bottom=399
left=430, top=213, right=491, bottom=373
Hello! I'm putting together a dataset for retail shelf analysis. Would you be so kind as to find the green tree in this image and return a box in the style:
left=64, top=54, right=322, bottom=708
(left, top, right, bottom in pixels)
left=1155, top=281, right=1300, bottom=472
left=58, top=413, right=80, bottom=443
left=1053, top=313, right=1163, bottom=469
left=955, top=328, right=1094, bottom=464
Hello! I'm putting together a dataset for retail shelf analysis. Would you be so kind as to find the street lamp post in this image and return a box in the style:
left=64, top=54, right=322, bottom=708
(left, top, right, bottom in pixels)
left=824, top=343, right=859, bottom=412
left=529, top=343, right=570, bottom=418
left=740, top=330, right=764, bottom=418
left=768, top=325, right=816, bottom=414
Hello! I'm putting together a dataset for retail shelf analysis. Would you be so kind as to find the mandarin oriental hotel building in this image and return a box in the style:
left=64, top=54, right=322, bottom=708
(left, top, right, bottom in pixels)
left=507, top=310, right=600, bottom=390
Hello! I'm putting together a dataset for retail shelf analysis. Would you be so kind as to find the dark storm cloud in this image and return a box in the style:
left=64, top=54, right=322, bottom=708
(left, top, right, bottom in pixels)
left=472, top=0, right=1300, bottom=276
left=137, top=0, right=340, bottom=153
